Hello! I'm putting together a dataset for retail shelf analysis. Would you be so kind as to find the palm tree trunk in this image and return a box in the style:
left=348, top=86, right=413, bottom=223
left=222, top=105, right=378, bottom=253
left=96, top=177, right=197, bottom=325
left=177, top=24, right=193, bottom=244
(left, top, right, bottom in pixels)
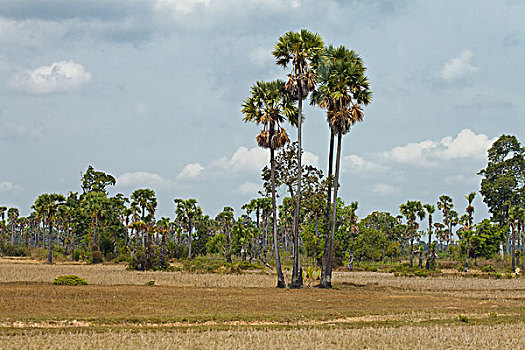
left=320, top=130, right=335, bottom=287
left=188, top=221, right=193, bottom=259
left=290, top=91, right=303, bottom=288
left=271, top=147, right=286, bottom=288
left=48, top=221, right=53, bottom=263
left=322, top=131, right=342, bottom=288
left=512, top=227, right=516, bottom=271
left=464, top=238, right=470, bottom=272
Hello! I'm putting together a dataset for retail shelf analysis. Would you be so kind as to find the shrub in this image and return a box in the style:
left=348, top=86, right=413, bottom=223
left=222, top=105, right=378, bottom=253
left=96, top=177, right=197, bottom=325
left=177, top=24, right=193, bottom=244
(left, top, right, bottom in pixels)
left=481, top=265, right=496, bottom=273
left=494, top=273, right=502, bottom=279
left=73, top=249, right=82, bottom=261
left=145, top=280, right=155, bottom=286
left=92, top=251, right=104, bottom=264
left=458, top=315, right=469, bottom=323
left=53, top=275, right=88, bottom=286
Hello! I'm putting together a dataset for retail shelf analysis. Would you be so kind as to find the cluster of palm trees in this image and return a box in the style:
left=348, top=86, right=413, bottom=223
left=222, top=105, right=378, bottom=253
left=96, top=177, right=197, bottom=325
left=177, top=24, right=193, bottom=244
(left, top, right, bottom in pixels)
left=242, top=29, right=371, bottom=288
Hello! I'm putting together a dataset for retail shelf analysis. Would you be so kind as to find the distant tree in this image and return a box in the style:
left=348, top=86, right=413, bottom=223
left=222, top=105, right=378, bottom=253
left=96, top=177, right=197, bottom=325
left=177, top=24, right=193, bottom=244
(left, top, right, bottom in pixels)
left=216, top=207, right=235, bottom=263
left=32, top=193, right=65, bottom=263
left=174, top=198, right=201, bottom=260
left=423, top=204, right=435, bottom=269
left=81, top=165, right=116, bottom=194
left=399, top=200, right=425, bottom=268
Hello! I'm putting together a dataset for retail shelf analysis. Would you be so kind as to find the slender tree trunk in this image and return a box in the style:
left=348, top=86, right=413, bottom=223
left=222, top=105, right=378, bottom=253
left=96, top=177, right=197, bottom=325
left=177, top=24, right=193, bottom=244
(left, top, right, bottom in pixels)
left=348, top=229, right=354, bottom=271
left=320, top=130, right=335, bottom=287
left=290, top=90, right=303, bottom=288
left=322, top=132, right=342, bottom=288
left=510, top=227, right=516, bottom=272
left=271, top=147, right=286, bottom=288
left=70, top=227, right=75, bottom=261
left=188, top=221, right=193, bottom=259
left=464, top=238, right=470, bottom=272
left=426, top=218, right=432, bottom=270
left=225, top=225, right=232, bottom=264
left=47, top=221, right=53, bottom=263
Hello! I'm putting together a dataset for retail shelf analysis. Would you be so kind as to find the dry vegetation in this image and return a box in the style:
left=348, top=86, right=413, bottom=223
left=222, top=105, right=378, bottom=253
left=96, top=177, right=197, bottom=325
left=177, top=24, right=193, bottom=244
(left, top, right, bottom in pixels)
left=1, top=258, right=524, bottom=349
left=2, top=325, right=525, bottom=350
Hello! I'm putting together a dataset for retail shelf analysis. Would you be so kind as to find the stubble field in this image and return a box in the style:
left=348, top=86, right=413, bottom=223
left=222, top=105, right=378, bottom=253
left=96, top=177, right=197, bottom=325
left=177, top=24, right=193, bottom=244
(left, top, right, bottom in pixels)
left=0, top=258, right=524, bottom=349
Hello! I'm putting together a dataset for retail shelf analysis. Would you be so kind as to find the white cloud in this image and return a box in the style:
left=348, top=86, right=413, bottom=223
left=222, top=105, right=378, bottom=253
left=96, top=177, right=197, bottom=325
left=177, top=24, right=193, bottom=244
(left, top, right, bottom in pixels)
left=440, top=50, right=479, bottom=82
left=211, top=146, right=269, bottom=174
left=117, top=171, right=174, bottom=188
left=177, top=163, right=204, bottom=179
left=155, top=0, right=212, bottom=16
left=0, top=181, right=18, bottom=193
left=383, top=129, right=495, bottom=168
left=235, top=181, right=261, bottom=196
left=303, top=151, right=319, bottom=167
left=371, top=183, right=400, bottom=196
left=10, top=60, right=91, bottom=94
left=343, top=154, right=388, bottom=173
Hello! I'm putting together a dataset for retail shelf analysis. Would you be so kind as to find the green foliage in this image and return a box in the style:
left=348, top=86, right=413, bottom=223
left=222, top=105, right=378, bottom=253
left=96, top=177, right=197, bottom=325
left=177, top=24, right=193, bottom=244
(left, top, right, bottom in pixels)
left=206, top=234, right=225, bottom=255
left=0, top=243, right=28, bottom=257
left=481, top=264, right=497, bottom=273
left=470, top=220, right=504, bottom=259
left=53, top=275, right=88, bottom=286
left=458, top=315, right=469, bottom=323
left=145, top=280, right=155, bottom=286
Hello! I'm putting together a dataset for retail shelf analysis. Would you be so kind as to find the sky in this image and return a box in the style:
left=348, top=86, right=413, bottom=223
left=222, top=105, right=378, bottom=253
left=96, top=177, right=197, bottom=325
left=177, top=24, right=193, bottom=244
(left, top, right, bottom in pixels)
left=0, top=0, right=523, bottom=224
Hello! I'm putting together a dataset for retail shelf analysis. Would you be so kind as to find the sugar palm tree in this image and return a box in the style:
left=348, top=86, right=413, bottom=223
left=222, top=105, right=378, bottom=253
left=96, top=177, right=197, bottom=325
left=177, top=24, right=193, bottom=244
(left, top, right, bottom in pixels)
left=7, top=207, right=19, bottom=244
left=313, top=45, right=372, bottom=288
left=216, top=206, right=235, bottom=263
left=463, top=192, right=476, bottom=272
left=273, top=29, right=324, bottom=288
left=242, top=79, right=297, bottom=288
left=437, top=195, right=454, bottom=253
left=423, top=204, right=435, bottom=269
left=174, top=198, right=202, bottom=260
left=399, top=200, right=425, bottom=268
left=32, top=193, right=65, bottom=263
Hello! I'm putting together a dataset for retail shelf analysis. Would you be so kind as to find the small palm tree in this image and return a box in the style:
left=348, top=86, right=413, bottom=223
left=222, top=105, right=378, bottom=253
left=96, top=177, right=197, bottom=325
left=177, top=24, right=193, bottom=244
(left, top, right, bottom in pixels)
left=174, top=198, right=202, bottom=260
left=242, top=79, right=297, bottom=288
left=400, top=200, right=425, bottom=268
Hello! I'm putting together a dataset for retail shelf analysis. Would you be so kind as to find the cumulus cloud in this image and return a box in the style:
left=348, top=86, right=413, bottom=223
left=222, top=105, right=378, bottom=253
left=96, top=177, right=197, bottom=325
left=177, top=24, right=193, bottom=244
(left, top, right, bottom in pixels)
left=0, top=181, right=18, bottom=193
left=211, top=146, right=269, bottom=174
left=371, top=183, right=400, bottom=196
left=303, top=151, right=319, bottom=167
left=382, top=129, right=495, bottom=167
left=343, top=154, right=388, bottom=173
left=177, top=163, right=204, bottom=179
left=235, top=181, right=261, bottom=196
left=440, top=50, right=479, bottom=82
left=117, top=171, right=174, bottom=188
left=10, top=60, right=91, bottom=94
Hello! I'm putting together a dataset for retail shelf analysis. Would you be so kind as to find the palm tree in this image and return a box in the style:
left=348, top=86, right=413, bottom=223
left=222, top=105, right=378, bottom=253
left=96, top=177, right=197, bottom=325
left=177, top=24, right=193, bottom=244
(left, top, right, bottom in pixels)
left=423, top=204, right=435, bottom=269
left=81, top=191, right=108, bottom=261
left=7, top=207, right=19, bottom=244
left=273, top=29, right=324, bottom=288
left=399, top=200, right=425, bottom=268
left=463, top=192, right=476, bottom=272
left=313, top=46, right=372, bottom=288
left=437, top=195, right=454, bottom=253
left=174, top=198, right=202, bottom=260
left=32, top=193, right=65, bottom=263
left=344, top=201, right=359, bottom=271
left=216, top=207, right=235, bottom=263
left=242, top=79, right=297, bottom=288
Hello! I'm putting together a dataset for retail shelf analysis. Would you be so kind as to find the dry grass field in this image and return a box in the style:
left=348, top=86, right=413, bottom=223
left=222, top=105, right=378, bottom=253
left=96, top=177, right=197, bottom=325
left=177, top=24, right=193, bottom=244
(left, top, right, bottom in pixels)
left=1, top=258, right=524, bottom=349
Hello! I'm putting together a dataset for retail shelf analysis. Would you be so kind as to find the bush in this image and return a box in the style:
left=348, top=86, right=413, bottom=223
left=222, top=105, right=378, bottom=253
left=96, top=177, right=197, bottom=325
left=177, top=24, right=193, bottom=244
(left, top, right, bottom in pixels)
left=53, top=275, right=88, bottom=286
left=92, top=250, right=104, bottom=264
left=458, top=315, right=469, bottom=323
left=145, top=280, right=155, bottom=286
left=481, top=264, right=497, bottom=273
left=0, top=243, right=28, bottom=257
left=73, top=249, right=82, bottom=262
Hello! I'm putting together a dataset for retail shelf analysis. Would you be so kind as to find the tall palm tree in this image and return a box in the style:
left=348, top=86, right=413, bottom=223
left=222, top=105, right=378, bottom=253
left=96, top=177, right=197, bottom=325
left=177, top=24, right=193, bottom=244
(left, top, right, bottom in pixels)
left=7, top=207, right=19, bottom=244
left=242, top=79, right=297, bottom=288
left=313, top=46, right=372, bottom=288
left=174, top=198, right=202, bottom=260
left=399, top=200, right=425, bottom=268
left=423, top=204, right=435, bottom=269
left=437, top=195, right=454, bottom=253
left=216, top=206, right=235, bottom=263
left=32, top=193, right=65, bottom=263
left=463, top=192, right=476, bottom=272
left=273, top=29, right=324, bottom=288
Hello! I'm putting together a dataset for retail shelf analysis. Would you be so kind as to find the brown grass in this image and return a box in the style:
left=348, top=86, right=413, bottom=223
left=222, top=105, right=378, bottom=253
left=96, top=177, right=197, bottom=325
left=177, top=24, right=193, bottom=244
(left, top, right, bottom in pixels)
left=1, top=324, right=524, bottom=349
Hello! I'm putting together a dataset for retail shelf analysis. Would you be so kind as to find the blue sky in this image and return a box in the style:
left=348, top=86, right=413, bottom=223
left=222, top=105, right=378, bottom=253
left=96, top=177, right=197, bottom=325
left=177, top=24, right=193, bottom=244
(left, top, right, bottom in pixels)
left=0, top=0, right=523, bottom=223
